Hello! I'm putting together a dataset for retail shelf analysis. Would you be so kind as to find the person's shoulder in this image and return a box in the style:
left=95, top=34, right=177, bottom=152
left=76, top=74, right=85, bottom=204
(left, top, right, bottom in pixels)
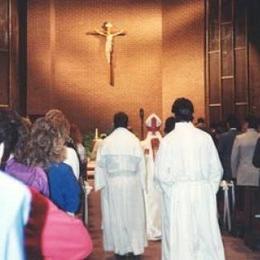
left=192, top=125, right=211, bottom=138
left=0, top=170, right=31, bottom=197
left=66, top=146, right=78, bottom=157
left=49, top=162, right=72, bottom=172
left=236, top=131, right=247, bottom=141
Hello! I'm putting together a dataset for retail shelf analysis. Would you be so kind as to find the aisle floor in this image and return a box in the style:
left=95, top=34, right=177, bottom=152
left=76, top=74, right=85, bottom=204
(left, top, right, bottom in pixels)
left=87, top=185, right=260, bottom=260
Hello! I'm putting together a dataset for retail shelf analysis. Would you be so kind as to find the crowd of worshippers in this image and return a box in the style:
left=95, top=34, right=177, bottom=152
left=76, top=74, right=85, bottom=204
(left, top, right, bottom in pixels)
left=1, top=99, right=260, bottom=260
left=0, top=109, right=92, bottom=259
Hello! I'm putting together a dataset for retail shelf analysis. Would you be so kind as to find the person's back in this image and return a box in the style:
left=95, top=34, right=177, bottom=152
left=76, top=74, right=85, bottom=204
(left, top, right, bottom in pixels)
left=25, top=188, right=92, bottom=259
left=231, top=116, right=260, bottom=186
left=0, top=171, right=31, bottom=260
left=160, top=122, right=221, bottom=182
left=155, top=98, right=225, bottom=260
left=5, top=158, right=49, bottom=196
left=95, top=112, right=147, bottom=258
left=218, top=115, right=240, bottom=180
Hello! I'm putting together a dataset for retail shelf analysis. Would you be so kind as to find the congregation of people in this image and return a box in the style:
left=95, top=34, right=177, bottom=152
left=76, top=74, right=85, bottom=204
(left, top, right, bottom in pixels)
left=1, top=97, right=260, bottom=260
left=0, top=109, right=92, bottom=259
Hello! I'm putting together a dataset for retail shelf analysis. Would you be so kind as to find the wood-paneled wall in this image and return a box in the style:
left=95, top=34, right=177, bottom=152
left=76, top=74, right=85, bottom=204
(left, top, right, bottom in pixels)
left=0, top=0, right=26, bottom=114
left=206, top=0, right=260, bottom=124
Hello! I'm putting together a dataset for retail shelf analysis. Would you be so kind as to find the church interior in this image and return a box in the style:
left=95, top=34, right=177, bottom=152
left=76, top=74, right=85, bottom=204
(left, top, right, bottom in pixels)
left=1, top=0, right=260, bottom=259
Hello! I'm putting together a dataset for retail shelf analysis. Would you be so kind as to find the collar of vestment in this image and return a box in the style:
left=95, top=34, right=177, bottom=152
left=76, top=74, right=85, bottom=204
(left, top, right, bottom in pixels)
left=175, top=122, right=193, bottom=129
left=247, top=128, right=257, bottom=133
left=114, top=127, right=128, bottom=132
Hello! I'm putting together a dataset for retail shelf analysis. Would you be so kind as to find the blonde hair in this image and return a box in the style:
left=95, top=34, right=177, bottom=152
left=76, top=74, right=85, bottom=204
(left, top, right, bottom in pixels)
left=45, top=109, right=70, bottom=141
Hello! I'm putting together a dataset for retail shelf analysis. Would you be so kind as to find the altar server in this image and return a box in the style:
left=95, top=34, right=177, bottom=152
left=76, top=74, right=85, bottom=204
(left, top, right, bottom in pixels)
left=95, top=112, right=147, bottom=259
left=155, top=98, right=225, bottom=260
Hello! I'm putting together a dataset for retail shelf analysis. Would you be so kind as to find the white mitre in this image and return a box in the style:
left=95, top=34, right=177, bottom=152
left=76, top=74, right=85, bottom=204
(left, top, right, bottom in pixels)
left=145, top=113, right=161, bottom=128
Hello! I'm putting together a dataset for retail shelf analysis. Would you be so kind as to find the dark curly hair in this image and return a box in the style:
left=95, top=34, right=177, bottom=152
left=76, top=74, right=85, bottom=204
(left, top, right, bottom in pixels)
left=0, top=109, right=22, bottom=170
left=14, top=117, right=32, bottom=164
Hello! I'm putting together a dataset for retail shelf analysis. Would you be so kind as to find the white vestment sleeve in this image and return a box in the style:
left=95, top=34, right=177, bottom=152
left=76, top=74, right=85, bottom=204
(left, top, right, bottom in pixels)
left=208, top=136, right=223, bottom=193
left=154, top=141, right=173, bottom=192
left=138, top=147, right=147, bottom=192
left=95, top=147, right=107, bottom=191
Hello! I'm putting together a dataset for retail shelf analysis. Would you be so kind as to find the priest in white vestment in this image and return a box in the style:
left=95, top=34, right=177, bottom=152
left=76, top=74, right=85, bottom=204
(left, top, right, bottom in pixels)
left=155, top=98, right=225, bottom=260
left=141, top=113, right=162, bottom=240
left=95, top=112, right=147, bottom=258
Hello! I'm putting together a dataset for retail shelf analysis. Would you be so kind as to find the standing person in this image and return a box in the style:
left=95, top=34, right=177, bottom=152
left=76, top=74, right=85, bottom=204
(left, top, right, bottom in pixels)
left=164, top=116, right=176, bottom=135
left=218, top=115, right=240, bottom=180
left=141, top=113, right=162, bottom=241
left=95, top=112, right=147, bottom=259
left=45, top=109, right=80, bottom=180
left=32, top=117, right=81, bottom=214
left=155, top=98, right=225, bottom=260
left=231, top=115, right=260, bottom=186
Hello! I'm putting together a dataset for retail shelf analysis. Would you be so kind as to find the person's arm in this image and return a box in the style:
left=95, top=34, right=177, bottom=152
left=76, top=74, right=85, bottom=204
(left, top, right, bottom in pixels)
left=95, top=145, right=107, bottom=191
left=62, top=166, right=81, bottom=214
left=207, top=136, right=223, bottom=193
left=231, top=137, right=240, bottom=179
left=34, top=168, right=50, bottom=197
left=253, top=138, right=260, bottom=168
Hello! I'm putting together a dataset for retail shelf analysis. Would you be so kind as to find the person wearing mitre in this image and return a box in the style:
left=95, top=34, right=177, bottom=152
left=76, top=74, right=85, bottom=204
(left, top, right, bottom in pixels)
left=141, top=113, right=162, bottom=241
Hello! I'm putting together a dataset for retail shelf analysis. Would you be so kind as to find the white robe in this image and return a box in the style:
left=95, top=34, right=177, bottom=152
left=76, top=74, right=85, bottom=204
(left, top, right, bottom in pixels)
left=95, top=127, right=147, bottom=255
left=0, top=171, right=31, bottom=260
left=141, top=131, right=162, bottom=240
left=155, top=122, right=225, bottom=260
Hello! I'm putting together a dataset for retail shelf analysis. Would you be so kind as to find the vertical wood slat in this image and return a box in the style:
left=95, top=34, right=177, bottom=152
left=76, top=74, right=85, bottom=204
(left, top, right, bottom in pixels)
left=0, top=0, right=10, bottom=107
left=206, top=0, right=255, bottom=123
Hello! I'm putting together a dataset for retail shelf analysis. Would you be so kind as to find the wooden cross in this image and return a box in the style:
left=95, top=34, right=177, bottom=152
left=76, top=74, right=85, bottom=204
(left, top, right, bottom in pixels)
left=87, top=22, right=126, bottom=86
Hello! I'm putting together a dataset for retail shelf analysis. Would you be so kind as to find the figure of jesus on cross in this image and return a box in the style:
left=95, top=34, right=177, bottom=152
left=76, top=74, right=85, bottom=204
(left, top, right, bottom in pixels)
left=87, top=22, right=126, bottom=86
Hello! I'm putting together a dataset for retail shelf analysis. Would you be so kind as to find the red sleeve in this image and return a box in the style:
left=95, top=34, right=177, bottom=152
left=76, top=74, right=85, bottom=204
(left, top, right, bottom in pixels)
left=25, top=189, right=93, bottom=259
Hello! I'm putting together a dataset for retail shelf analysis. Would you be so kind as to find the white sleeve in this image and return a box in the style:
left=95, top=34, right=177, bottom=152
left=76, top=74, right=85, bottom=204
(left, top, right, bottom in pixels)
left=207, top=136, right=223, bottom=193
left=64, top=147, right=80, bottom=180
left=95, top=146, right=107, bottom=191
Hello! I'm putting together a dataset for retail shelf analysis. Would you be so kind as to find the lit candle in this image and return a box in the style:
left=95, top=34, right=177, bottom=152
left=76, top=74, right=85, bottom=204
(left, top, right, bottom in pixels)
left=95, top=128, right=98, bottom=139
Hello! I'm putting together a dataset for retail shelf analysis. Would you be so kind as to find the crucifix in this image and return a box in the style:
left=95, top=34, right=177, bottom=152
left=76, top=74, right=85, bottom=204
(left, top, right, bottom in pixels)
left=87, top=22, right=126, bottom=86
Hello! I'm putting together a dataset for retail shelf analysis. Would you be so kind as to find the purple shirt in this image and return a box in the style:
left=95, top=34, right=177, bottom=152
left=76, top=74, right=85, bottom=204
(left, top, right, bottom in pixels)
left=5, top=158, right=49, bottom=197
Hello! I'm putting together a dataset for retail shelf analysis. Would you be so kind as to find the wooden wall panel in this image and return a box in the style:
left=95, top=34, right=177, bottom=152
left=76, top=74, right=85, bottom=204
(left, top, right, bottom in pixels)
left=248, top=0, right=260, bottom=117
left=205, top=0, right=260, bottom=123
left=0, top=0, right=9, bottom=107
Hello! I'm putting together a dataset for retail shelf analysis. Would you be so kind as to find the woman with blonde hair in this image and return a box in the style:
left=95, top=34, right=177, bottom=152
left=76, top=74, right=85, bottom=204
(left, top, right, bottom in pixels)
left=45, top=109, right=80, bottom=180
left=31, top=117, right=81, bottom=214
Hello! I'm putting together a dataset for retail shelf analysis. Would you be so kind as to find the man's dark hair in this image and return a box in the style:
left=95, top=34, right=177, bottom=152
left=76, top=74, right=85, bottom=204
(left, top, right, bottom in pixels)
left=164, top=116, right=176, bottom=134
left=226, top=114, right=240, bottom=129
left=171, top=98, right=194, bottom=122
left=244, top=115, right=258, bottom=129
left=114, top=112, right=128, bottom=128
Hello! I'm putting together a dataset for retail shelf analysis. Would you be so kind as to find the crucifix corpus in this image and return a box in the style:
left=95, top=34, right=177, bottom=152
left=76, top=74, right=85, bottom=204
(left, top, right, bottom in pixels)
left=87, top=22, right=126, bottom=86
